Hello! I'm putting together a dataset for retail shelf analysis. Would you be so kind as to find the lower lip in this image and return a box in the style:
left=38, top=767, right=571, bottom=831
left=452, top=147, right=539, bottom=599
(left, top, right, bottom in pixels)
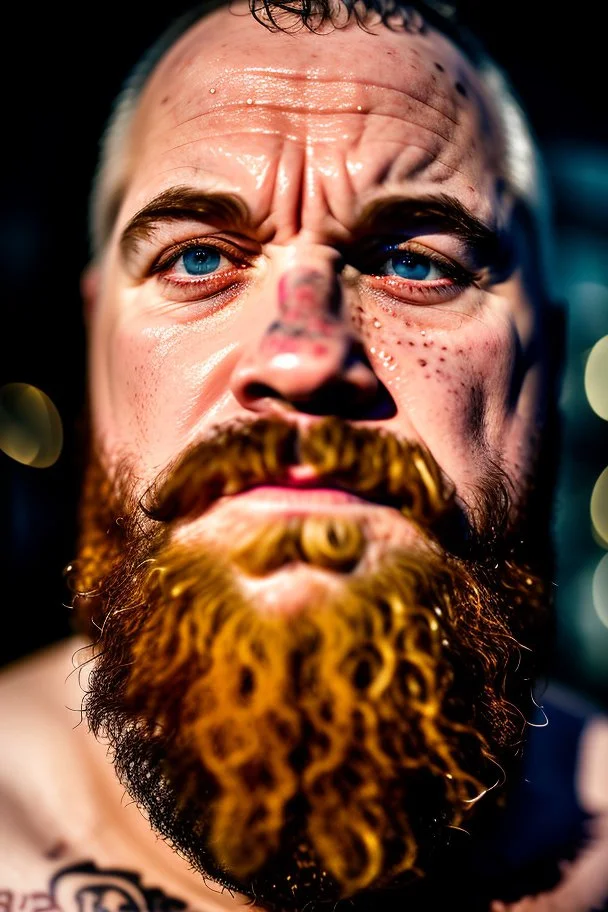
left=220, top=485, right=379, bottom=511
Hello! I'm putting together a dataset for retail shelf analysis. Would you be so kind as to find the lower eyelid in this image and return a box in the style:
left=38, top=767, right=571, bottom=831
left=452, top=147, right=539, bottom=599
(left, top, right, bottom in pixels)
left=365, top=274, right=470, bottom=303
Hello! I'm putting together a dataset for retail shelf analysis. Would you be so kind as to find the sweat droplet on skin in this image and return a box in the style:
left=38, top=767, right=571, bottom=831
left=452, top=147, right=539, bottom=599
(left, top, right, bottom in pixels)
left=246, top=98, right=253, bottom=105
left=209, top=87, right=216, bottom=94
left=373, top=320, right=382, bottom=328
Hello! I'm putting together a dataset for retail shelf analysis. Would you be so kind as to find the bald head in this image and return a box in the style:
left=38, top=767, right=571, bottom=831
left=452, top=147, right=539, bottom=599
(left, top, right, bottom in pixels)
left=90, top=0, right=549, bottom=270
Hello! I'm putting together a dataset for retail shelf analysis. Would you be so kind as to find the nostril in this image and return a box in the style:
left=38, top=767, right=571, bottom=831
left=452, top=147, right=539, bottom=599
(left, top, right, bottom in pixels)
left=243, top=381, right=281, bottom=403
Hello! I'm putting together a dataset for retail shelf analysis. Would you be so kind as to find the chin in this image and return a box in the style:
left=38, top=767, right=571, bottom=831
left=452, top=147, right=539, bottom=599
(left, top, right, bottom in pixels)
left=237, top=563, right=345, bottom=616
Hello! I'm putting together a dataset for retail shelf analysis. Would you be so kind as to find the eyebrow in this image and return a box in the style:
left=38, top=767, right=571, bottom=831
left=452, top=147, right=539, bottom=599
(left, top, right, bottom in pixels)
left=355, top=194, right=506, bottom=266
left=119, top=186, right=506, bottom=269
left=119, top=187, right=253, bottom=262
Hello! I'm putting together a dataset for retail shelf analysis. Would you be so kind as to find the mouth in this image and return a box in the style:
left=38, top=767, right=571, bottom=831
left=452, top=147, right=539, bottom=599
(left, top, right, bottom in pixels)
left=212, top=467, right=404, bottom=515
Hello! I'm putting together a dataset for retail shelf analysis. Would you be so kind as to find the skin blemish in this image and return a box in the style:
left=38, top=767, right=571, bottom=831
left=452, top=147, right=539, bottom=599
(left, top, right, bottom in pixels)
left=418, top=359, right=427, bottom=367
left=161, top=95, right=170, bottom=105
left=434, top=62, right=445, bottom=72
left=455, top=81, right=468, bottom=97
left=441, top=346, right=448, bottom=351
left=408, top=341, right=415, bottom=346
left=440, top=357, right=445, bottom=362
left=45, top=840, right=68, bottom=860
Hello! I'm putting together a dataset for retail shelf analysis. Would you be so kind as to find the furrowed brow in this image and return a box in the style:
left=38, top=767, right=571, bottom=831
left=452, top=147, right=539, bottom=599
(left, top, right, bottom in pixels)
left=355, top=194, right=506, bottom=266
left=119, top=187, right=252, bottom=262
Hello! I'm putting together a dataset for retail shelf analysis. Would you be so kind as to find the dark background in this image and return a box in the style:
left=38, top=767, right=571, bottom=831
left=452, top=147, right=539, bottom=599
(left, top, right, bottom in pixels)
left=2, top=3, right=608, bottom=704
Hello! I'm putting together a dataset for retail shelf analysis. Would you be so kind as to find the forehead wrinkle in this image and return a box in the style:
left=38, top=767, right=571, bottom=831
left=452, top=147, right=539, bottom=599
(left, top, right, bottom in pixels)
left=156, top=106, right=463, bottom=166
left=168, top=106, right=459, bottom=150
left=171, top=81, right=461, bottom=131
left=373, top=145, right=473, bottom=182
left=158, top=130, right=463, bottom=164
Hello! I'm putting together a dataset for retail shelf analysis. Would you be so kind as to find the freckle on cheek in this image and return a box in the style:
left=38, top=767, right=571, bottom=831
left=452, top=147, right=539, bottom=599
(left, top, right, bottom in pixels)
left=418, top=359, right=427, bottom=367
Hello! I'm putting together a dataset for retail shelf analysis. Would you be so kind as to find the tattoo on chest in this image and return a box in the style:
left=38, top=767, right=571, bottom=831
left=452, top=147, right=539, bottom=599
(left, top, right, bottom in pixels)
left=0, top=861, right=196, bottom=912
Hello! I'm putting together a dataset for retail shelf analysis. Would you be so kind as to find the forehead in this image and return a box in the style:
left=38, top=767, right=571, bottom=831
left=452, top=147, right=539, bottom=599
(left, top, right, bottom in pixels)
left=122, top=5, right=502, bottom=233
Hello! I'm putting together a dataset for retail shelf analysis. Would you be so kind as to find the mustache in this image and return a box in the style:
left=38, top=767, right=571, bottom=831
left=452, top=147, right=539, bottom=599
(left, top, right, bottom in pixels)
left=142, top=417, right=458, bottom=532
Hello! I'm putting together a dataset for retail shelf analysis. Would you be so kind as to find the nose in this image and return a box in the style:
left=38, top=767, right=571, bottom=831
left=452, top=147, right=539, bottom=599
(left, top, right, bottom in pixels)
left=231, top=265, right=383, bottom=417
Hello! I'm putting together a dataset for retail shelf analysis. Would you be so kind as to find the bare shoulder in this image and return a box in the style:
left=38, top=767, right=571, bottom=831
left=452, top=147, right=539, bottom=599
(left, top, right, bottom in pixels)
left=0, top=636, right=89, bottom=749
left=578, top=713, right=608, bottom=815
left=0, top=638, right=93, bottom=887
left=0, top=643, right=247, bottom=909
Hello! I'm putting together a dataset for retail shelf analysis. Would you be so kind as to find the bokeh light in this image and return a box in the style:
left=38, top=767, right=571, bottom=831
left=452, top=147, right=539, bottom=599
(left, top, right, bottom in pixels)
left=591, top=466, right=608, bottom=548
left=584, top=334, right=608, bottom=420
left=0, top=383, right=63, bottom=468
left=592, top=553, right=608, bottom=629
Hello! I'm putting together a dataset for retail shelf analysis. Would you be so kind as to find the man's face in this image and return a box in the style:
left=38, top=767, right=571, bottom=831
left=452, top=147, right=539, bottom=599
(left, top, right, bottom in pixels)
left=80, top=6, right=552, bottom=906
left=88, top=5, right=545, bottom=603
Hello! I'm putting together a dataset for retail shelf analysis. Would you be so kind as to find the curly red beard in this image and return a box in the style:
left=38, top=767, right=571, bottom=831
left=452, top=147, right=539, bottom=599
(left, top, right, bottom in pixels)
left=70, top=418, right=551, bottom=911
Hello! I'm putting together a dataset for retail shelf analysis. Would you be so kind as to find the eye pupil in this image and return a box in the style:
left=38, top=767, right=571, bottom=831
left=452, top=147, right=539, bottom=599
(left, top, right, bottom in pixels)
left=391, top=252, right=431, bottom=280
left=182, top=247, right=221, bottom=275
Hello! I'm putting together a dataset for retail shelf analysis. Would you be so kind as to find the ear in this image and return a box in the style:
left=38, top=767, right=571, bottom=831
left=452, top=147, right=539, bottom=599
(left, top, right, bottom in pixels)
left=81, top=263, right=100, bottom=324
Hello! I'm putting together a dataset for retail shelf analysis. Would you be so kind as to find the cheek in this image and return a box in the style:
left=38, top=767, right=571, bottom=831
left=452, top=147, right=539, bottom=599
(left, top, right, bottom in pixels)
left=362, top=318, right=522, bottom=487
left=93, top=318, right=203, bottom=469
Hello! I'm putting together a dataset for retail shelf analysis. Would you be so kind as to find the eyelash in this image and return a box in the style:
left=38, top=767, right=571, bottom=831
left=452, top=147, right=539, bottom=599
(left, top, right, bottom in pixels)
left=361, top=242, right=476, bottom=303
left=149, top=238, right=476, bottom=306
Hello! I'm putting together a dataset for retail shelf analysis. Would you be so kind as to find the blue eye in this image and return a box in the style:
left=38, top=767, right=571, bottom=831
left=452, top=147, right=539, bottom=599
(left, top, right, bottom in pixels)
left=181, top=246, right=222, bottom=276
left=386, top=251, right=437, bottom=281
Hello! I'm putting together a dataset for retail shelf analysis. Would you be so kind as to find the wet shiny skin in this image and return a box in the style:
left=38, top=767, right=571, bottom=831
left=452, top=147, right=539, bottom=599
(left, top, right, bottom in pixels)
left=86, top=5, right=546, bottom=597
